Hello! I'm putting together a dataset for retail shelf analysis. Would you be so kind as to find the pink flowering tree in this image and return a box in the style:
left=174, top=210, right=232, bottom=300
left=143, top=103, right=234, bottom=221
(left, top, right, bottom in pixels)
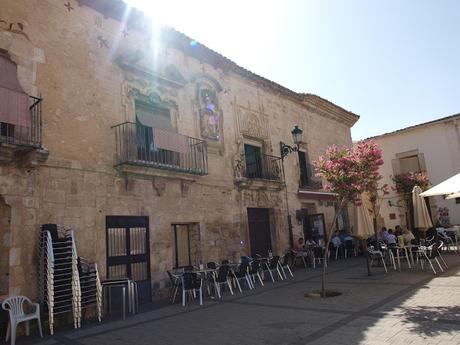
left=392, top=172, right=430, bottom=229
left=313, top=140, right=384, bottom=297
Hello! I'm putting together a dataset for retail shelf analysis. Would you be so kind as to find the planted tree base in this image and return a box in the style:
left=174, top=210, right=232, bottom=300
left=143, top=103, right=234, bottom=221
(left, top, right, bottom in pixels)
left=304, top=290, right=342, bottom=298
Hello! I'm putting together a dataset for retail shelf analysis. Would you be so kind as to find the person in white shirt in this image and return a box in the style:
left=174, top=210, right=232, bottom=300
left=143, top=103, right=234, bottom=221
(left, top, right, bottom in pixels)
left=305, top=238, right=317, bottom=247
left=402, top=228, right=415, bottom=245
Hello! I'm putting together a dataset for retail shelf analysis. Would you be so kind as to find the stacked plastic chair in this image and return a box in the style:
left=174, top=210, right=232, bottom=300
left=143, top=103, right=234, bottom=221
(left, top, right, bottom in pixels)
left=38, top=224, right=102, bottom=334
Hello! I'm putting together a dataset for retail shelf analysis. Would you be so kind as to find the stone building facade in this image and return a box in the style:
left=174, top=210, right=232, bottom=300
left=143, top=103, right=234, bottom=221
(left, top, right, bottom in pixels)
left=0, top=0, right=359, bottom=301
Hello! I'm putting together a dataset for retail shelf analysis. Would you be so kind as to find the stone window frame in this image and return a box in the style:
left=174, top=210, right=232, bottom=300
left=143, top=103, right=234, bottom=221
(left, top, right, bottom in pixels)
left=391, top=149, right=427, bottom=175
left=122, top=84, right=179, bottom=132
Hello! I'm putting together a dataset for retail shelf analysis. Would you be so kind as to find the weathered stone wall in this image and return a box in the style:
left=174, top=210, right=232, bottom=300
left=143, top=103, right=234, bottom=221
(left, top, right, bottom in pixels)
left=0, top=0, right=356, bottom=299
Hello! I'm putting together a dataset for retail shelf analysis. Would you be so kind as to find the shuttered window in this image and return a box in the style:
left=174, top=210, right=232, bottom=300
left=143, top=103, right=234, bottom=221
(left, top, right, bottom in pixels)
left=399, top=155, right=421, bottom=173
left=135, top=102, right=171, bottom=130
left=0, top=50, right=29, bottom=127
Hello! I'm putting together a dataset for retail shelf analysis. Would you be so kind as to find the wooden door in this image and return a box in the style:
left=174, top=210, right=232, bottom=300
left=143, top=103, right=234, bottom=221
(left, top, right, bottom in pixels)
left=247, top=208, right=272, bottom=257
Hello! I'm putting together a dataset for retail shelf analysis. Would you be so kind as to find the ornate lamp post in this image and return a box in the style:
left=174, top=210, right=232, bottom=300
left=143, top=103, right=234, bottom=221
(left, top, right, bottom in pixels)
left=280, top=125, right=304, bottom=249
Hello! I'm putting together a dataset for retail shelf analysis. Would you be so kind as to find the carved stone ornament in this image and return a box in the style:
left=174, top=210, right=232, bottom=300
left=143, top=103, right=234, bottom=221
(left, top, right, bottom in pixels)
left=152, top=177, right=166, bottom=196
left=256, top=191, right=270, bottom=207
left=241, top=189, right=282, bottom=208
left=237, top=108, right=270, bottom=140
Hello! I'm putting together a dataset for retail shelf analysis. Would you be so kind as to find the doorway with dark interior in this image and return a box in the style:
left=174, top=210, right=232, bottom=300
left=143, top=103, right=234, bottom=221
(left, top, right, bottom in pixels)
left=247, top=208, right=272, bottom=257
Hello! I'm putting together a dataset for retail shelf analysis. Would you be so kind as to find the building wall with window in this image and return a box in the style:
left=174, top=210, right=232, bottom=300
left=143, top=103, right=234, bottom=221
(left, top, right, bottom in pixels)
left=0, top=0, right=358, bottom=300
left=373, top=114, right=460, bottom=229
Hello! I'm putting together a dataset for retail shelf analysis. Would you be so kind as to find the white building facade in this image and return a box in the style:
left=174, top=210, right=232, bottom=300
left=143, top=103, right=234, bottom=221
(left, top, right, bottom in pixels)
left=373, top=114, right=460, bottom=229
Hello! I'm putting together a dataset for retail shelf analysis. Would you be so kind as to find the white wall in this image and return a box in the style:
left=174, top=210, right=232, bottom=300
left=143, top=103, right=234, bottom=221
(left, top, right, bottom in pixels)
left=375, top=117, right=460, bottom=229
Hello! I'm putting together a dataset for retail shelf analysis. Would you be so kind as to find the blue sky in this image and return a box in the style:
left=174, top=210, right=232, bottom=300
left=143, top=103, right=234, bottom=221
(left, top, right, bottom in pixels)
left=126, top=0, right=460, bottom=140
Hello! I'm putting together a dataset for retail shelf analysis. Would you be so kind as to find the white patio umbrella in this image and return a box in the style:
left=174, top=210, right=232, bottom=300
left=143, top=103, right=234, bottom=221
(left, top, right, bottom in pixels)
left=412, top=185, right=433, bottom=230
left=420, top=172, right=460, bottom=197
left=355, top=194, right=374, bottom=239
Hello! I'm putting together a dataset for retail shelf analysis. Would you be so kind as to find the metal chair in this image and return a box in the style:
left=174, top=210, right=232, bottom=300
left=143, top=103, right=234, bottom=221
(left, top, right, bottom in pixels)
left=312, top=247, right=327, bottom=268
left=213, top=265, right=233, bottom=298
left=437, top=228, right=457, bottom=253
left=248, top=260, right=264, bottom=287
left=231, top=262, right=253, bottom=292
left=181, top=272, right=203, bottom=306
left=263, top=256, right=283, bottom=282
left=279, top=252, right=294, bottom=278
left=2, top=296, right=43, bottom=345
left=167, top=270, right=182, bottom=303
left=367, top=246, right=387, bottom=273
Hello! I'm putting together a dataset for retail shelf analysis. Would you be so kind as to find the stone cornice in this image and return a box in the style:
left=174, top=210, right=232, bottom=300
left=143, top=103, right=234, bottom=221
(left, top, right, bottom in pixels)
left=77, top=0, right=360, bottom=129
left=303, top=95, right=360, bottom=127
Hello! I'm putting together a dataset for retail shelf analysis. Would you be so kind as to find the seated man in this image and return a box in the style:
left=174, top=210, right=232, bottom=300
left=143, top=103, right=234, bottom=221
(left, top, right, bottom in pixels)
left=381, top=227, right=389, bottom=242
left=386, top=229, right=397, bottom=247
left=331, top=233, right=342, bottom=248
left=343, top=233, right=354, bottom=242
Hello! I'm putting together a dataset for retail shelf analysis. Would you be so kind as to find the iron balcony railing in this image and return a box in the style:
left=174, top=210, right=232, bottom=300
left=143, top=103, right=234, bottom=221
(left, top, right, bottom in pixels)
left=0, top=96, right=42, bottom=148
left=243, top=153, right=283, bottom=182
left=112, top=122, right=208, bottom=175
left=300, top=163, right=323, bottom=189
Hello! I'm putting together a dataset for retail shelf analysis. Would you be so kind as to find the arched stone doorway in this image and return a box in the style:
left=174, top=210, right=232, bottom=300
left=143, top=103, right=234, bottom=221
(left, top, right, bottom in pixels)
left=0, top=196, right=11, bottom=296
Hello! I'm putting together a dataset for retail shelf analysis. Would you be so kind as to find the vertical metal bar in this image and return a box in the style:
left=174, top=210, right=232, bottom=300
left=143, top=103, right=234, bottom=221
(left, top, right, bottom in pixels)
left=173, top=225, right=178, bottom=268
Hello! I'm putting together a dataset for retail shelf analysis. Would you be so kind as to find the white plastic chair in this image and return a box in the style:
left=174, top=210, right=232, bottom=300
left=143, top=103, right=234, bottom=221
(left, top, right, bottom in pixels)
left=2, top=296, right=43, bottom=345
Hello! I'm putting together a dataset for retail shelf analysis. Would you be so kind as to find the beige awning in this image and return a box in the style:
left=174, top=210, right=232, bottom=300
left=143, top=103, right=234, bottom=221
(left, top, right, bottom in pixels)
left=412, top=185, right=433, bottom=230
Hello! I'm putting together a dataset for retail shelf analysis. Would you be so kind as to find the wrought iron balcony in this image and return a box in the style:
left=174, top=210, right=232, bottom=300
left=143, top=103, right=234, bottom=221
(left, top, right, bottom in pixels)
left=243, top=153, right=283, bottom=182
left=299, top=163, right=323, bottom=190
left=0, top=96, right=42, bottom=148
left=112, top=122, right=208, bottom=175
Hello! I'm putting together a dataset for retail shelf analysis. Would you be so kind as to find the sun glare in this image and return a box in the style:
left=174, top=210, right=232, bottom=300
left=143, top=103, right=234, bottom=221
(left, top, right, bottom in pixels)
left=122, top=0, right=286, bottom=74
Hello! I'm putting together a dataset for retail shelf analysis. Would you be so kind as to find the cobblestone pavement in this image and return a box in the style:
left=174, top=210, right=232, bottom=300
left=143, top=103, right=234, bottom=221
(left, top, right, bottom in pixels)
left=20, top=254, right=460, bottom=345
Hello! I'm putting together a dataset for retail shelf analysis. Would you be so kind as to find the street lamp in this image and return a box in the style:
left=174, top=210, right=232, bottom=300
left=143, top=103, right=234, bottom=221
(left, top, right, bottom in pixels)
left=280, top=125, right=304, bottom=249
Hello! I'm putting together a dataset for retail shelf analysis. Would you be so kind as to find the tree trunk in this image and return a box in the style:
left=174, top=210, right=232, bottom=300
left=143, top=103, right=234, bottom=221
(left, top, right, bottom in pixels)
left=320, top=201, right=343, bottom=297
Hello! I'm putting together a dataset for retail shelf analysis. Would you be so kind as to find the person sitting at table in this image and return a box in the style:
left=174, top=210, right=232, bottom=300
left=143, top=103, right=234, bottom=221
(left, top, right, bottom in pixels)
left=331, top=232, right=342, bottom=248
left=343, top=233, right=354, bottom=242
left=394, top=225, right=403, bottom=237
left=381, top=227, right=389, bottom=241
left=294, top=237, right=304, bottom=253
left=402, top=228, right=415, bottom=245
left=386, top=229, right=397, bottom=247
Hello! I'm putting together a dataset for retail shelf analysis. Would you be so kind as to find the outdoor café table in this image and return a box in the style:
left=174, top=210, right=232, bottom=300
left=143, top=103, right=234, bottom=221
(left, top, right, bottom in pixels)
left=101, top=278, right=138, bottom=320
left=171, top=268, right=216, bottom=299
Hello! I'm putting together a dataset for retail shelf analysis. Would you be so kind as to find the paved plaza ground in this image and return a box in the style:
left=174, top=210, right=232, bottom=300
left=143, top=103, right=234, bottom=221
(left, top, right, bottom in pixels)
left=18, top=254, right=460, bottom=345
